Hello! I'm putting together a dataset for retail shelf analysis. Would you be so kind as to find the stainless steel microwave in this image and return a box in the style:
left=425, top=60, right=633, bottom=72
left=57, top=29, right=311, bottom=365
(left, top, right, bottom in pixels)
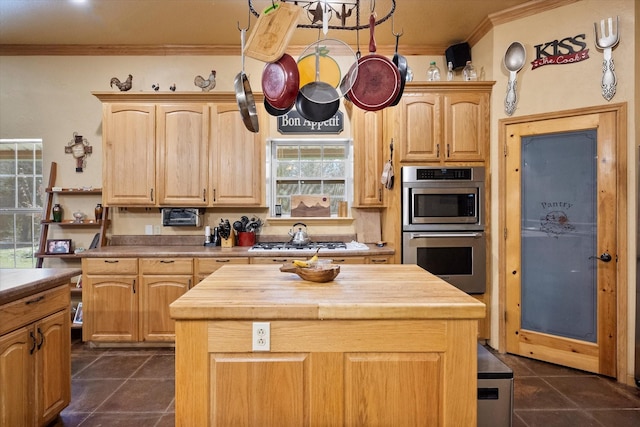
left=402, top=166, right=485, bottom=231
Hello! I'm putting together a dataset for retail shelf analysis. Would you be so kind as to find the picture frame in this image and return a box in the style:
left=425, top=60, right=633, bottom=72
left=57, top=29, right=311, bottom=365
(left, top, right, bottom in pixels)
left=46, top=239, right=72, bottom=254
left=73, top=302, right=83, bottom=324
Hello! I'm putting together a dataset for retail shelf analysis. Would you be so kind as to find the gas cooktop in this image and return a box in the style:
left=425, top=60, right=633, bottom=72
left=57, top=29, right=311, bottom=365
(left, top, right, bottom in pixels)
left=249, top=242, right=368, bottom=252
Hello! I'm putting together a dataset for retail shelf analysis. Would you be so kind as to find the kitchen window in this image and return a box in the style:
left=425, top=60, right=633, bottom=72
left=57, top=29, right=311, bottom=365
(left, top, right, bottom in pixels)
left=0, top=139, right=43, bottom=268
left=268, top=138, right=352, bottom=216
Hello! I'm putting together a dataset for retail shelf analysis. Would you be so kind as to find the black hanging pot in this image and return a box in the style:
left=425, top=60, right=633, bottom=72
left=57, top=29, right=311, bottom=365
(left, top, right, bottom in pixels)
left=390, top=32, right=408, bottom=106
left=295, top=83, right=340, bottom=122
left=294, top=42, right=340, bottom=122
left=264, top=97, right=292, bottom=117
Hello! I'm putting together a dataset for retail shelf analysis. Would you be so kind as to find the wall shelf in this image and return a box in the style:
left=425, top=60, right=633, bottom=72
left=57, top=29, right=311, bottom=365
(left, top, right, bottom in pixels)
left=36, top=162, right=110, bottom=268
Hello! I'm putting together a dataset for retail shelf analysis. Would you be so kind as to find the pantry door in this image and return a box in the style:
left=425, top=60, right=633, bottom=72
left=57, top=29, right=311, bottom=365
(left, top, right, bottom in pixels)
left=503, top=108, right=625, bottom=377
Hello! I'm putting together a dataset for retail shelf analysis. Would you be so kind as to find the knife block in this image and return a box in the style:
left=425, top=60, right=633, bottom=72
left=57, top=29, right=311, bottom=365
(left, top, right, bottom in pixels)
left=221, top=233, right=235, bottom=248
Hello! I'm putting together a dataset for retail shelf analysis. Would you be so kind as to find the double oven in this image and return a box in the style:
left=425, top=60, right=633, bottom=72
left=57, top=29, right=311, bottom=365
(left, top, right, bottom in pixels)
left=402, top=166, right=486, bottom=294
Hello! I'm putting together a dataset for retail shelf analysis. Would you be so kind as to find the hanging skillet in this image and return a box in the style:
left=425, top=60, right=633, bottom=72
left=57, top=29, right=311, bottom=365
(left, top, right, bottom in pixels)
left=390, top=24, right=407, bottom=106
left=234, top=26, right=259, bottom=133
left=261, top=53, right=299, bottom=111
left=264, top=97, right=293, bottom=117
left=347, top=14, right=401, bottom=112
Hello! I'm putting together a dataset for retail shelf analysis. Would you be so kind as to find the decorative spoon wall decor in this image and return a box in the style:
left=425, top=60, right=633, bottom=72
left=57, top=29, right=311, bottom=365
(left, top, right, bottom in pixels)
left=503, top=41, right=526, bottom=116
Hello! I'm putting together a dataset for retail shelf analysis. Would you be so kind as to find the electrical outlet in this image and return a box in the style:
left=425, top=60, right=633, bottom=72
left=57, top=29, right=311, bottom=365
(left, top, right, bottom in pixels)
left=252, top=322, right=270, bottom=352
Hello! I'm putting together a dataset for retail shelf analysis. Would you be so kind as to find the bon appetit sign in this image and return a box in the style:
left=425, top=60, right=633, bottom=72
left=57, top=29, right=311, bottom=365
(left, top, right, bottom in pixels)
left=277, top=110, right=344, bottom=134
left=531, top=34, right=589, bottom=69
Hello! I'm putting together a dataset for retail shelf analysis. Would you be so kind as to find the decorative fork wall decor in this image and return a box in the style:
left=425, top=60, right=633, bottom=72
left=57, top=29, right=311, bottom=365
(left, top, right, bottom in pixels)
left=594, top=16, right=620, bottom=101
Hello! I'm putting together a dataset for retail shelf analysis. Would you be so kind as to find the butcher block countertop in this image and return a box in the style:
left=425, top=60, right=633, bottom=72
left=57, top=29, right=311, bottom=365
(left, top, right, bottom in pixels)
left=0, top=268, right=81, bottom=305
left=81, top=243, right=393, bottom=258
left=170, top=264, right=485, bottom=320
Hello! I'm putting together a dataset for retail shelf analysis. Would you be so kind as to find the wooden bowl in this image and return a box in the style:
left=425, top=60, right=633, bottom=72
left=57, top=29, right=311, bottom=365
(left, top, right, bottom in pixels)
left=280, top=264, right=340, bottom=283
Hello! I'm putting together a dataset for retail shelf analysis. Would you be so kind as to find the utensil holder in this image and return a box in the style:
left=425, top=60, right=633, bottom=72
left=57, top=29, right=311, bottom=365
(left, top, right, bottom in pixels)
left=221, top=234, right=235, bottom=248
left=237, top=231, right=256, bottom=247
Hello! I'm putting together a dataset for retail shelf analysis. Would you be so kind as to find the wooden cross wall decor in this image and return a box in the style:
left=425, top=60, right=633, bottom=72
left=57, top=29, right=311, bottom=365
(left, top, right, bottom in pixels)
left=64, top=132, right=92, bottom=172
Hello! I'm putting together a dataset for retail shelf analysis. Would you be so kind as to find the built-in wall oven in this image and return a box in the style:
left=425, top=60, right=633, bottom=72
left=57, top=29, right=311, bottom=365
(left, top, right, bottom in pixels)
left=402, top=166, right=486, bottom=294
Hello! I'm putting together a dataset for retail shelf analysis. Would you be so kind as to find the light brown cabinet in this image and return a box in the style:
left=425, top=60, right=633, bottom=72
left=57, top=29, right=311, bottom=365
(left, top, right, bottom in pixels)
left=82, top=258, right=138, bottom=342
left=102, top=103, right=156, bottom=205
left=83, top=257, right=197, bottom=343
left=352, top=108, right=386, bottom=207
left=210, top=103, right=264, bottom=206
left=0, top=285, right=70, bottom=427
left=157, top=104, right=210, bottom=206
left=196, top=257, right=250, bottom=282
left=139, top=258, right=193, bottom=342
left=394, top=82, right=492, bottom=164
left=94, top=93, right=266, bottom=207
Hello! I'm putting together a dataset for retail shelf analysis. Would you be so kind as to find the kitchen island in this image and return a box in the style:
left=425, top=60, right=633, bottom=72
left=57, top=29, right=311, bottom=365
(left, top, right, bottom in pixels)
left=0, top=268, right=79, bottom=427
left=170, top=264, right=485, bottom=427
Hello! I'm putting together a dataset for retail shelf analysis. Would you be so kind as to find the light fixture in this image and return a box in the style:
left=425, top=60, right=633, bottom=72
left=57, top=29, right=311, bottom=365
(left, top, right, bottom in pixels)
left=248, top=0, right=396, bottom=31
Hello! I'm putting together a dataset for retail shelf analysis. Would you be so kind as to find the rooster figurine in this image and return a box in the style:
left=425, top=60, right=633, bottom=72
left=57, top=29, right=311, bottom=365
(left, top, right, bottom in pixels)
left=194, top=70, right=216, bottom=92
left=110, top=74, right=133, bottom=92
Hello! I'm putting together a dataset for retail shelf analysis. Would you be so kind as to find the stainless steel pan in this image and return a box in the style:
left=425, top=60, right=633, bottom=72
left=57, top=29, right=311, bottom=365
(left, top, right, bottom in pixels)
left=235, top=28, right=259, bottom=133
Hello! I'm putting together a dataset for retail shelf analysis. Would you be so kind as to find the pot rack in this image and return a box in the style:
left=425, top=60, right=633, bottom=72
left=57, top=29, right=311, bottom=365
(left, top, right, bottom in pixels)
left=248, top=0, right=396, bottom=31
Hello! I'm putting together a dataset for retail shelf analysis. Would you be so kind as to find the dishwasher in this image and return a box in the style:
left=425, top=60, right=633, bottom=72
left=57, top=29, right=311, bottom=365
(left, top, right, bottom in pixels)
left=478, top=344, right=513, bottom=427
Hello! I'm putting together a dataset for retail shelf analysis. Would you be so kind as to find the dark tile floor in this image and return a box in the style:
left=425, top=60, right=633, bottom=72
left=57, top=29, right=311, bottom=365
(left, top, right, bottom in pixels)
left=53, top=338, right=640, bottom=426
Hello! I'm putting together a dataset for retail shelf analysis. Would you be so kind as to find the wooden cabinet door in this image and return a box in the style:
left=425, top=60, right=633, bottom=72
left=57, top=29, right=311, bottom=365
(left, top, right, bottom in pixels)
left=196, top=257, right=250, bottom=283
left=0, top=326, right=34, bottom=427
left=443, top=92, right=488, bottom=162
left=157, top=104, right=210, bottom=206
left=210, top=103, right=264, bottom=206
left=344, top=353, right=442, bottom=426
left=83, top=275, right=138, bottom=342
left=352, top=108, right=385, bottom=207
left=35, top=310, right=70, bottom=427
left=210, top=353, right=308, bottom=427
left=103, top=103, right=156, bottom=206
left=395, top=93, right=442, bottom=163
left=140, top=275, right=190, bottom=342
left=366, top=255, right=393, bottom=264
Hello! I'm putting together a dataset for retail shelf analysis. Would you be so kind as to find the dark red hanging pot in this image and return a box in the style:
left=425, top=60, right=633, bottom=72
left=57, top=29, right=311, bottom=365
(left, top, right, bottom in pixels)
left=261, top=53, right=299, bottom=111
left=347, top=14, right=401, bottom=112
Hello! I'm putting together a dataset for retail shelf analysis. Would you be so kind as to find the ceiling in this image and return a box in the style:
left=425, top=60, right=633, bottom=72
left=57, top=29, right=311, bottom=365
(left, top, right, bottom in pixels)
left=0, top=0, right=537, bottom=55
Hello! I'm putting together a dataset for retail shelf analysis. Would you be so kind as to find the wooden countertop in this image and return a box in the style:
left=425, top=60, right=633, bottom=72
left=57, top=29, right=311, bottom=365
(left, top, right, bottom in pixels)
left=80, top=244, right=393, bottom=258
left=170, top=264, right=485, bottom=321
left=0, top=268, right=81, bottom=305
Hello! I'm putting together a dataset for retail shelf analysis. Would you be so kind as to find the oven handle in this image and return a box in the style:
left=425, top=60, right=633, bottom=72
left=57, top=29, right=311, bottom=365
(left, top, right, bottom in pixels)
left=410, top=232, right=483, bottom=239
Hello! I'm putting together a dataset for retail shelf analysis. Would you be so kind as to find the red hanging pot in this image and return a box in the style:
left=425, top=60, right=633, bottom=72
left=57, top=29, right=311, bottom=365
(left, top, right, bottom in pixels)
left=347, top=14, right=402, bottom=112
left=261, top=53, right=299, bottom=110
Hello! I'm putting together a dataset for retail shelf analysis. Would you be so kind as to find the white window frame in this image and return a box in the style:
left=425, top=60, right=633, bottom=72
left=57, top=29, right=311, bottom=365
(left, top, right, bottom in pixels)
left=0, top=139, right=43, bottom=268
left=267, top=138, right=353, bottom=217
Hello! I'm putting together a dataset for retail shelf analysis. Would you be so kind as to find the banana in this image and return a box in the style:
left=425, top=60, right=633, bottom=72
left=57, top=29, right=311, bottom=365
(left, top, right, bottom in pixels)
left=309, top=248, right=320, bottom=263
left=293, top=249, right=320, bottom=268
left=292, top=259, right=310, bottom=268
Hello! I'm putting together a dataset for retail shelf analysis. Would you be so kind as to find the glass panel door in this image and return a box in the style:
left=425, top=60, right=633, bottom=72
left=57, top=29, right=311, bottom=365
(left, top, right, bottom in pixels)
left=520, top=130, right=597, bottom=342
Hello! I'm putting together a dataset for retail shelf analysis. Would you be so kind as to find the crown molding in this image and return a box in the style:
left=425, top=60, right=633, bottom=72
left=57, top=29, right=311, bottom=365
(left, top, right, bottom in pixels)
left=0, top=0, right=578, bottom=57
